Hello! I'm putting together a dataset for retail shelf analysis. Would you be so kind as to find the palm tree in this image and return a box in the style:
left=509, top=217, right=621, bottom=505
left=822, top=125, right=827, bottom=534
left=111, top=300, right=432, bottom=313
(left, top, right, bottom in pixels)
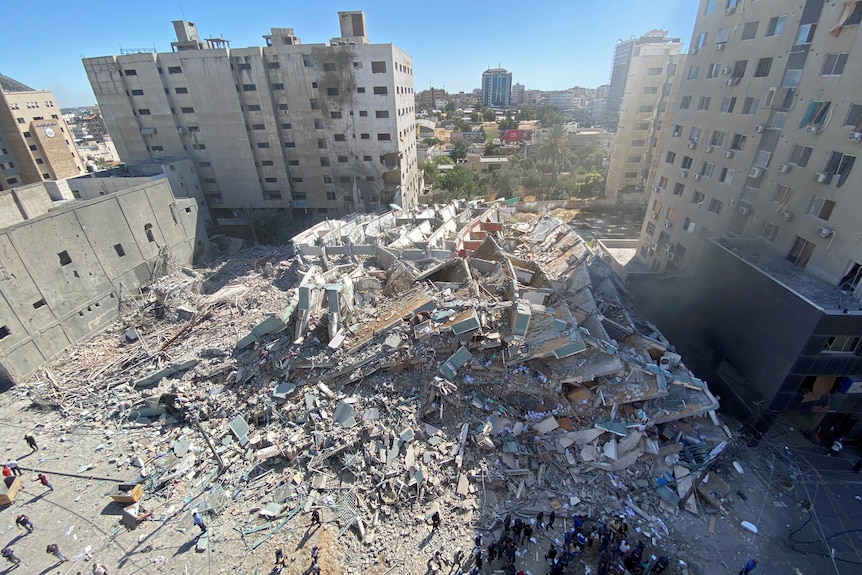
left=535, top=124, right=572, bottom=181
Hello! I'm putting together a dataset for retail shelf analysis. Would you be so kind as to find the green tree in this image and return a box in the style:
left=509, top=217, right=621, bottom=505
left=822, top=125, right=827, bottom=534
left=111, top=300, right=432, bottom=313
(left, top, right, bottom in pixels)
left=483, top=109, right=497, bottom=122
left=470, top=111, right=480, bottom=122
left=454, top=119, right=472, bottom=133
left=450, top=140, right=470, bottom=161
left=498, top=117, right=518, bottom=131
left=94, top=157, right=112, bottom=170
left=440, top=165, right=478, bottom=200
left=422, top=137, right=443, bottom=146
left=536, top=105, right=565, bottom=127
left=421, top=161, right=441, bottom=187
left=434, top=155, right=454, bottom=165
left=536, top=124, right=573, bottom=180
left=445, top=102, right=456, bottom=111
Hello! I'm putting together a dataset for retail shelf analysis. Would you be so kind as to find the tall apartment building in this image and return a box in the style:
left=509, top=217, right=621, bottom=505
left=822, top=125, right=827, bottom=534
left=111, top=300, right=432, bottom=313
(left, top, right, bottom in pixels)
left=630, top=0, right=862, bottom=437
left=605, top=35, right=684, bottom=202
left=0, top=75, right=86, bottom=190
left=481, top=68, right=512, bottom=108
left=83, top=12, right=419, bottom=219
left=604, top=31, right=681, bottom=131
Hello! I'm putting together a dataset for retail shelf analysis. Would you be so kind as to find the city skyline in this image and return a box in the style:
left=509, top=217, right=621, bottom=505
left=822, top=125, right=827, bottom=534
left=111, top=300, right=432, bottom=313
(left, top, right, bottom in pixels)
left=2, top=0, right=696, bottom=107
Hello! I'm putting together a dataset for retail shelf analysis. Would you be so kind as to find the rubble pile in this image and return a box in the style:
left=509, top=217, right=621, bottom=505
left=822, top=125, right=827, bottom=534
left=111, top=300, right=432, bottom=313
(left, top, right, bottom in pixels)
left=28, top=200, right=731, bottom=574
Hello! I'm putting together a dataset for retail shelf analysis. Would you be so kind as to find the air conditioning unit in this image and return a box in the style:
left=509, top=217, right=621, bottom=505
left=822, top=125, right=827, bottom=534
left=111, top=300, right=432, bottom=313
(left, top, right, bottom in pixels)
left=650, top=242, right=659, bottom=250
left=680, top=169, right=689, bottom=178
left=816, top=171, right=830, bottom=183
left=778, top=163, right=792, bottom=173
left=704, top=145, right=713, bottom=153
left=176, top=126, right=187, bottom=135
left=715, top=43, right=725, bottom=51
left=693, top=173, right=702, bottom=180
left=848, top=131, right=862, bottom=142
left=664, top=220, right=673, bottom=228
left=817, top=226, right=834, bottom=238
left=738, top=206, right=750, bottom=215
left=651, top=212, right=659, bottom=219
left=755, top=124, right=765, bottom=133
left=688, top=141, right=697, bottom=149
left=652, top=185, right=660, bottom=193
left=749, top=167, right=764, bottom=179
left=667, top=252, right=676, bottom=261
left=721, top=67, right=731, bottom=76
left=780, top=210, right=793, bottom=221
left=806, top=125, right=822, bottom=135
left=724, top=150, right=734, bottom=158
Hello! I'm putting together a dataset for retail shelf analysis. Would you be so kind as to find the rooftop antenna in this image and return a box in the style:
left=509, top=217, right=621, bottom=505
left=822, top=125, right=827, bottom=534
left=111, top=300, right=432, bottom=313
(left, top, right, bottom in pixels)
left=179, top=0, right=186, bottom=20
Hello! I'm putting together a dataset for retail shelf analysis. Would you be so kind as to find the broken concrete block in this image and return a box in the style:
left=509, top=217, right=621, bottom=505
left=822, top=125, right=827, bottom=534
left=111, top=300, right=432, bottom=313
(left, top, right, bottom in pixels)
left=456, top=473, right=469, bottom=496
left=533, top=417, right=559, bottom=435
left=603, top=438, right=618, bottom=460
left=618, top=431, right=642, bottom=454
left=333, top=401, right=357, bottom=428
left=570, top=428, right=605, bottom=445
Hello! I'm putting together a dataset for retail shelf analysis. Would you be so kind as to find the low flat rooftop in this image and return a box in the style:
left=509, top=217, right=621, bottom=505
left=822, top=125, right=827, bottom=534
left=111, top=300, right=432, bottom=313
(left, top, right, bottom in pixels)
left=715, top=238, right=862, bottom=313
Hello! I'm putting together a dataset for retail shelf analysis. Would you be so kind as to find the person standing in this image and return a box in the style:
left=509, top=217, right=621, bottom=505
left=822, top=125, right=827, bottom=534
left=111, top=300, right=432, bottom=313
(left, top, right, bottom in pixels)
left=536, top=511, right=544, bottom=529
left=192, top=511, right=207, bottom=534
left=431, top=511, right=441, bottom=530
left=2, top=547, right=21, bottom=568
left=34, top=473, right=53, bottom=492
left=24, top=435, right=38, bottom=452
left=46, top=543, right=68, bottom=563
left=652, top=555, right=670, bottom=574
left=5, top=459, right=21, bottom=476
left=547, top=509, right=556, bottom=530
left=503, top=513, right=512, bottom=533
left=310, top=508, right=321, bottom=527
left=275, top=548, right=284, bottom=567
left=15, top=515, right=34, bottom=534
left=522, top=523, right=533, bottom=544
left=739, top=558, right=758, bottom=575
left=311, top=545, right=320, bottom=565
left=544, top=543, right=557, bottom=562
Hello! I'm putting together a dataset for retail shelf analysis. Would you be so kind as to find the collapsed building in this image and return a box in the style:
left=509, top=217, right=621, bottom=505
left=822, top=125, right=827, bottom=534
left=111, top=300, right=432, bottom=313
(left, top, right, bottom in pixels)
left=31, top=201, right=730, bottom=573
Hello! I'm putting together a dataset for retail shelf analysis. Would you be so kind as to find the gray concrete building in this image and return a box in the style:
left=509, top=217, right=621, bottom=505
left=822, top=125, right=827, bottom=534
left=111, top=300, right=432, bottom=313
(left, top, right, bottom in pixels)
left=83, top=11, right=419, bottom=222
left=0, top=75, right=86, bottom=189
left=605, top=36, right=684, bottom=202
left=0, top=178, right=204, bottom=383
left=623, top=0, right=862, bottom=437
left=481, top=68, right=512, bottom=108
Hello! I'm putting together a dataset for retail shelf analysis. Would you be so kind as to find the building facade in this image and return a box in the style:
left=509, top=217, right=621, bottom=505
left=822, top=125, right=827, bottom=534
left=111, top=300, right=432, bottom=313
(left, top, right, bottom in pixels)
left=0, top=75, right=86, bottom=190
left=83, top=12, right=419, bottom=220
left=628, top=0, right=862, bottom=437
left=604, top=31, right=681, bottom=131
left=605, top=37, right=684, bottom=202
left=481, top=68, right=512, bottom=108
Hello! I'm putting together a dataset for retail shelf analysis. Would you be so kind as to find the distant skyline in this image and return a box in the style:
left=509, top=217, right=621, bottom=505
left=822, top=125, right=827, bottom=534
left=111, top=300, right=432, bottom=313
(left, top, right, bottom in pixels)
left=2, top=0, right=697, bottom=107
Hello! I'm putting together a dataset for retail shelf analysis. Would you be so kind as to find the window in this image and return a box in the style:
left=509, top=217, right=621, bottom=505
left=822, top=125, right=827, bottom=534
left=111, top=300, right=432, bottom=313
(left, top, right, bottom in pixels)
left=326, top=191, right=336, bottom=198
left=124, top=69, right=138, bottom=76
left=665, top=151, right=676, bottom=164
left=789, top=144, right=812, bottom=166
left=312, top=82, right=318, bottom=89
left=681, top=156, right=694, bottom=169
left=199, top=161, right=211, bottom=167
left=131, top=89, right=144, bottom=96
left=700, top=162, right=715, bottom=178
left=252, top=124, right=265, bottom=130
left=680, top=95, right=692, bottom=109
left=247, top=104, right=261, bottom=111
left=731, top=133, right=746, bottom=151
left=372, top=61, right=387, bottom=73
left=375, top=110, right=390, bottom=119
left=204, top=178, right=216, bottom=184
left=842, top=103, right=862, bottom=130
left=288, top=160, right=299, bottom=165
left=631, top=140, right=646, bottom=147
left=657, top=176, right=669, bottom=189
left=323, top=63, right=336, bottom=72
left=687, top=65, right=700, bottom=80
left=698, top=96, right=711, bottom=110
left=373, top=86, right=388, bottom=95
left=265, top=177, right=278, bottom=183
left=627, top=155, right=642, bottom=163
left=718, top=167, right=735, bottom=184
left=721, top=97, right=737, bottom=113
left=715, top=27, right=731, bottom=45
left=268, top=61, right=280, bottom=69
left=704, top=0, right=716, bottom=14
left=360, top=133, right=370, bottom=140
left=181, top=106, right=195, bottom=113
left=822, top=336, right=862, bottom=354
left=317, top=138, right=327, bottom=149
left=272, top=83, right=284, bottom=90
left=822, top=151, right=856, bottom=187
left=768, top=111, right=787, bottom=129
left=710, top=130, right=726, bottom=147
left=766, top=16, right=786, bottom=37
left=310, top=98, right=320, bottom=110
left=113, top=243, right=126, bottom=257
left=242, top=84, right=257, bottom=91
left=150, top=145, right=164, bottom=152
left=168, top=66, right=182, bottom=74
left=314, top=119, right=324, bottom=130
left=741, top=97, right=760, bottom=115
left=787, top=236, right=815, bottom=266
left=58, top=250, right=72, bottom=266
left=326, top=87, right=340, bottom=96
left=642, top=86, right=658, bottom=94
left=741, top=21, right=759, bottom=40
left=673, top=182, right=685, bottom=196
left=193, top=144, right=206, bottom=150
left=330, top=111, right=343, bottom=119
left=334, top=134, right=346, bottom=142
left=760, top=221, right=779, bottom=242
left=732, top=60, right=748, bottom=78
left=281, top=123, right=292, bottom=129
left=257, top=142, right=270, bottom=149
left=692, top=191, right=705, bottom=205
left=6, top=178, right=18, bottom=184
left=639, top=105, right=654, bottom=113
left=754, top=58, right=773, bottom=77
left=366, top=176, right=375, bottom=182
left=29, top=144, right=38, bottom=151
left=320, top=157, right=331, bottom=166
left=303, top=54, right=315, bottom=67
left=707, top=63, right=720, bottom=79
left=261, top=161, right=274, bottom=166
left=708, top=198, right=724, bottom=214
left=773, top=184, right=795, bottom=204
left=338, top=155, right=348, bottom=163
left=363, top=155, right=372, bottom=162
left=635, top=122, right=650, bottom=130
left=340, top=176, right=351, bottom=183
left=807, top=196, right=836, bottom=220
left=821, top=53, right=849, bottom=76
left=625, top=172, right=639, bottom=178
left=138, top=109, right=151, bottom=115
left=237, top=63, right=252, bottom=71
left=0, top=326, right=10, bottom=339
left=377, top=133, right=391, bottom=141
left=359, top=110, right=368, bottom=117
left=795, top=24, right=816, bottom=45
left=695, top=32, right=708, bottom=50
left=175, top=87, right=189, bottom=94
left=782, top=69, right=803, bottom=88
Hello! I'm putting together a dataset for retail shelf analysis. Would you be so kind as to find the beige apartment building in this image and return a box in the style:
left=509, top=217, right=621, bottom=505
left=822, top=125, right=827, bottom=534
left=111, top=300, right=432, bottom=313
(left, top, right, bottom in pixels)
left=605, top=33, right=684, bottom=202
left=83, top=12, right=419, bottom=221
left=626, top=0, right=862, bottom=438
left=0, top=75, right=86, bottom=190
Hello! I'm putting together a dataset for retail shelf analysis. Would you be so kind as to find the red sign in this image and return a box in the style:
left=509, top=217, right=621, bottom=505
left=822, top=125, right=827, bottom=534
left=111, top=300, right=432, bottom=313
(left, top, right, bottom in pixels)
left=501, top=129, right=531, bottom=142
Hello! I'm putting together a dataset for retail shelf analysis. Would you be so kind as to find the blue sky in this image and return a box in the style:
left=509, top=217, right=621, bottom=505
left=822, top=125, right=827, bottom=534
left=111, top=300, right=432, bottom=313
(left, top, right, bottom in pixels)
left=2, top=0, right=697, bottom=107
